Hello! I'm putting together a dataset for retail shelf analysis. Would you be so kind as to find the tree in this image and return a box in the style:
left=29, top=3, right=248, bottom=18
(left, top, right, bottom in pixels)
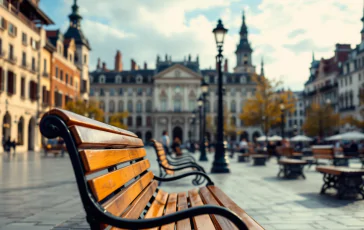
left=108, top=112, right=129, bottom=129
left=340, top=115, right=364, bottom=130
left=240, top=75, right=296, bottom=137
left=302, top=103, right=339, bottom=137
left=65, top=99, right=104, bottom=122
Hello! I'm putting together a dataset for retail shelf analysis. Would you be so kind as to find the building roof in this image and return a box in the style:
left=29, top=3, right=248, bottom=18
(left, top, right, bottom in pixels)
left=90, top=69, right=155, bottom=84
left=22, top=0, right=54, bottom=25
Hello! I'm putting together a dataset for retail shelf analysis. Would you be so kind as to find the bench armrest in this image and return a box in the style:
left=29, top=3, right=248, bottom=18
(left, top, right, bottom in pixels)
left=165, top=162, right=206, bottom=172
left=168, top=154, right=196, bottom=162
left=99, top=205, right=248, bottom=230
left=154, top=171, right=214, bottom=186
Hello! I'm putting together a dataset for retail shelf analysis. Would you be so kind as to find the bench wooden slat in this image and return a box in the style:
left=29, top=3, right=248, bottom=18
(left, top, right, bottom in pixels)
left=207, top=186, right=264, bottom=230
left=143, top=189, right=169, bottom=230
left=89, top=159, right=150, bottom=201
left=176, top=192, right=192, bottom=230
left=70, top=126, right=144, bottom=148
left=316, top=166, right=364, bottom=176
left=111, top=180, right=158, bottom=230
left=161, top=193, right=177, bottom=230
left=48, top=108, right=137, bottom=137
left=278, top=159, right=307, bottom=165
left=188, top=189, right=215, bottom=230
left=103, top=171, right=154, bottom=217
left=199, top=187, right=237, bottom=230
left=80, top=148, right=146, bottom=173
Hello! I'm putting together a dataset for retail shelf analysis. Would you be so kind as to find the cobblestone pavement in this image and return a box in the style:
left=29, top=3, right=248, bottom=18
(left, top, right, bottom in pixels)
left=1, top=148, right=364, bottom=230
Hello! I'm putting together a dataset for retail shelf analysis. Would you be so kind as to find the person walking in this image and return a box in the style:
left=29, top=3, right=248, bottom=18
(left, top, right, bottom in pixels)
left=5, top=137, right=11, bottom=154
left=11, top=139, right=16, bottom=154
left=161, top=131, right=170, bottom=155
left=239, top=138, right=248, bottom=154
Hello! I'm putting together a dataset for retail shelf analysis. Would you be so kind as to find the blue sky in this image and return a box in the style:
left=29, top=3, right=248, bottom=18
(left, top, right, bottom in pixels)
left=39, top=0, right=363, bottom=90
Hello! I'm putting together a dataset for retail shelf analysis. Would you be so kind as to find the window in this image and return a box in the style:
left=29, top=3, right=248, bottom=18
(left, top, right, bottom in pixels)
left=136, top=101, right=142, bottom=113
left=231, top=88, right=236, bottom=96
left=161, top=99, right=167, bottom=111
left=100, top=88, right=105, bottom=96
left=146, top=116, right=152, bottom=126
left=8, top=22, right=16, bottom=36
left=22, top=32, right=27, bottom=45
left=99, top=75, right=105, bottom=83
left=137, top=88, right=143, bottom=96
left=175, top=85, right=181, bottom=94
left=6, top=70, right=15, bottom=95
left=109, top=88, right=115, bottom=96
left=70, top=76, right=73, bottom=86
left=99, top=100, right=105, bottom=110
left=188, top=99, right=195, bottom=111
left=30, top=38, right=37, bottom=49
left=0, top=16, right=6, bottom=30
left=84, top=54, right=87, bottom=64
left=29, top=81, right=37, bottom=101
left=8, top=44, right=13, bottom=60
left=109, top=101, right=115, bottom=113
left=136, top=116, right=142, bottom=127
left=118, top=100, right=124, bottom=112
left=146, top=100, right=152, bottom=112
left=0, top=67, right=4, bottom=92
left=60, top=70, right=64, bottom=81
left=241, top=88, right=247, bottom=96
left=115, top=75, right=122, bottom=84
left=43, top=59, right=47, bottom=73
left=146, top=88, right=152, bottom=96
left=0, top=38, right=2, bottom=55
left=22, top=52, right=26, bottom=67
left=230, top=116, right=236, bottom=126
left=20, top=77, right=25, bottom=98
left=65, top=74, right=69, bottom=84
left=55, top=67, right=59, bottom=78
left=31, top=57, right=36, bottom=71
left=128, top=88, right=133, bottom=96
left=90, top=88, right=94, bottom=96
left=174, top=100, right=182, bottom=112
left=231, top=101, right=236, bottom=113
left=349, top=76, right=352, bottom=84
left=69, top=54, right=72, bottom=62
left=127, top=117, right=133, bottom=126
left=127, top=100, right=133, bottom=112
left=42, top=86, right=48, bottom=104
left=118, top=88, right=123, bottom=96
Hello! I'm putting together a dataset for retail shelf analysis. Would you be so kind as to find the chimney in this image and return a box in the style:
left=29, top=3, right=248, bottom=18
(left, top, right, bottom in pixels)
left=144, top=62, right=147, bottom=70
left=131, top=59, right=137, bottom=71
left=114, top=50, right=123, bottom=71
left=97, top=58, right=101, bottom=69
left=224, top=59, right=228, bottom=72
left=102, top=62, right=106, bottom=71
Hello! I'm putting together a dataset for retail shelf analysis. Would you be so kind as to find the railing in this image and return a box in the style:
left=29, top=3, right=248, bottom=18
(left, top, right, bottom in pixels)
left=42, top=72, right=49, bottom=77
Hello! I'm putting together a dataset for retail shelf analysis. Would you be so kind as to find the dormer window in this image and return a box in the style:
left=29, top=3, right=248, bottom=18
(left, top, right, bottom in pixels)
left=240, top=76, right=246, bottom=84
left=136, top=75, right=143, bottom=84
left=99, top=75, right=105, bottom=83
left=115, top=75, right=122, bottom=84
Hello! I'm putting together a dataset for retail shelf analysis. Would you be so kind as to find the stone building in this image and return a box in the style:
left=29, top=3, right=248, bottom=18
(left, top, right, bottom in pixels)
left=90, top=12, right=263, bottom=143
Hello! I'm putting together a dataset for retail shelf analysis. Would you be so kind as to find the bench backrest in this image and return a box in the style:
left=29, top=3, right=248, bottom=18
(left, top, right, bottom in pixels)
left=276, top=146, right=294, bottom=157
left=39, top=109, right=156, bottom=229
left=312, top=146, right=334, bottom=159
left=151, top=139, right=174, bottom=175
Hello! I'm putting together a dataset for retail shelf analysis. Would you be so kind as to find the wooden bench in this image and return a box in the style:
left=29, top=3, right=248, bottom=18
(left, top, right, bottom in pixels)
left=251, top=154, right=268, bottom=166
left=276, top=147, right=302, bottom=159
left=312, top=145, right=350, bottom=166
left=278, top=159, right=307, bottom=179
left=39, top=109, right=263, bottom=230
left=316, top=166, right=364, bottom=199
left=151, top=140, right=206, bottom=185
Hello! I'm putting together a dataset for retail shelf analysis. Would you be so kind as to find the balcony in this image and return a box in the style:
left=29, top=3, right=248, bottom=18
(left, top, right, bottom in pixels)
left=319, top=82, right=338, bottom=92
left=339, top=106, right=356, bottom=112
left=42, top=71, right=49, bottom=77
left=303, top=90, right=317, bottom=97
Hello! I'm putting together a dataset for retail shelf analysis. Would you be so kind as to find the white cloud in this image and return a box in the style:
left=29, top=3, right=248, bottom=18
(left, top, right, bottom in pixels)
left=59, top=0, right=363, bottom=91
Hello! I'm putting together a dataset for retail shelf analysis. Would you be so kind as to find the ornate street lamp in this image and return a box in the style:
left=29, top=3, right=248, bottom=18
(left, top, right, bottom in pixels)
left=280, top=102, right=285, bottom=139
left=200, top=80, right=209, bottom=161
left=197, top=95, right=206, bottom=160
left=211, top=19, right=229, bottom=173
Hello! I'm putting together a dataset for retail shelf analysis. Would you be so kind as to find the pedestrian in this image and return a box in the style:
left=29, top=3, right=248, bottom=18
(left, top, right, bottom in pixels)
left=161, top=131, right=170, bottom=155
left=172, top=137, right=182, bottom=156
left=239, top=138, right=248, bottom=155
left=2, top=136, right=5, bottom=153
left=11, top=139, right=16, bottom=154
left=5, top=137, right=11, bottom=154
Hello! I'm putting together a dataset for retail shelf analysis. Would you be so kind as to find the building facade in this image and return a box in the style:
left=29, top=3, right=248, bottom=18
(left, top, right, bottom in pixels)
left=90, top=12, right=263, bottom=143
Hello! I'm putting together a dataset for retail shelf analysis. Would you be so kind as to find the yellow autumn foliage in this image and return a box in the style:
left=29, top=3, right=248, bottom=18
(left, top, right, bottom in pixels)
left=65, top=99, right=104, bottom=122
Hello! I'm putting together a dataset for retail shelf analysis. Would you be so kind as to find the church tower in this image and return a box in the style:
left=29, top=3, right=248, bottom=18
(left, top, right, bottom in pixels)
left=64, top=0, right=91, bottom=101
left=234, top=10, right=255, bottom=74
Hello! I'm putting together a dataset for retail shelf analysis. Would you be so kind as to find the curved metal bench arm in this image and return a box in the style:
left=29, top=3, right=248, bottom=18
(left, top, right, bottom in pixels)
left=160, top=162, right=205, bottom=173
left=168, top=154, right=196, bottom=163
left=166, top=161, right=206, bottom=172
left=167, top=155, right=196, bottom=164
left=154, top=171, right=213, bottom=186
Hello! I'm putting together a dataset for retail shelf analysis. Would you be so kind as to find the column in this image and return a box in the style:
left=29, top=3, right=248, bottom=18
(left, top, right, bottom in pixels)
left=168, top=85, right=172, bottom=111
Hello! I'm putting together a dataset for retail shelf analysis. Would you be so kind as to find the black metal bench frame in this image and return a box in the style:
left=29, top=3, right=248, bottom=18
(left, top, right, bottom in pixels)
left=252, top=155, right=268, bottom=166
left=277, top=163, right=306, bottom=179
left=319, top=172, right=364, bottom=199
left=40, top=114, right=250, bottom=230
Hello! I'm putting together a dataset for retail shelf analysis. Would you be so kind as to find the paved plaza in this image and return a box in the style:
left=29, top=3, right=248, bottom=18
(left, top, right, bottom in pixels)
left=1, top=148, right=364, bottom=230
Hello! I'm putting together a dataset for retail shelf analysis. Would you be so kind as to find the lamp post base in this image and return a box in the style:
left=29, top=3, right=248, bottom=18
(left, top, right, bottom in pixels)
left=211, top=142, right=230, bottom=173
left=199, top=155, right=208, bottom=161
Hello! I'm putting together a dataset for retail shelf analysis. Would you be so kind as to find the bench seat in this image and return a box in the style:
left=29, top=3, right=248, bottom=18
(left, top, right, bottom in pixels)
left=39, top=109, right=263, bottom=230
left=278, top=159, right=307, bottom=179
left=316, top=166, right=364, bottom=199
left=251, top=154, right=268, bottom=166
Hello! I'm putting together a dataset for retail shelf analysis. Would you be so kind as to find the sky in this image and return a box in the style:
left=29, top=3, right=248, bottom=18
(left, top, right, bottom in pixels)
left=39, top=0, right=364, bottom=91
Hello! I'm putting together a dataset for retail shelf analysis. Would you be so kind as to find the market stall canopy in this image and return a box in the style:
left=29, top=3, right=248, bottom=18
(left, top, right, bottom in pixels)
left=290, top=135, right=313, bottom=142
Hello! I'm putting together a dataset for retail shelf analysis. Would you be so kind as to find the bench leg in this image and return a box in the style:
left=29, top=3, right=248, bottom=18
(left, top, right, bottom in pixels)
left=320, top=173, right=338, bottom=195
left=337, top=175, right=364, bottom=199
left=277, top=165, right=284, bottom=178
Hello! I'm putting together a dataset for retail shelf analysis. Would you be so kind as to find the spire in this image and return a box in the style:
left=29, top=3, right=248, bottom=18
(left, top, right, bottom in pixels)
left=69, top=0, right=82, bottom=28
left=312, top=51, right=315, bottom=62
left=235, top=10, right=252, bottom=54
left=361, top=0, right=364, bottom=41
left=260, top=57, right=264, bottom=76
left=239, top=10, right=248, bottom=36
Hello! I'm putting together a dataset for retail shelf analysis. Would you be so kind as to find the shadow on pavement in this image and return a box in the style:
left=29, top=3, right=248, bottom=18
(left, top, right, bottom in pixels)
left=297, top=192, right=359, bottom=208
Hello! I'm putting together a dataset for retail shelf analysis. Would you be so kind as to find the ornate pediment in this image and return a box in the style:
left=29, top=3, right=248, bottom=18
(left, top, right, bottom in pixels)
left=154, top=64, right=202, bottom=80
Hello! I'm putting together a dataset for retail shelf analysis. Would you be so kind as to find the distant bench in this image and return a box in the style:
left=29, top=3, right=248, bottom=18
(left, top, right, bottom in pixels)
left=316, top=166, right=364, bottom=199
left=312, top=145, right=350, bottom=166
left=276, top=147, right=302, bottom=160
left=39, top=109, right=263, bottom=230
left=278, top=159, right=307, bottom=179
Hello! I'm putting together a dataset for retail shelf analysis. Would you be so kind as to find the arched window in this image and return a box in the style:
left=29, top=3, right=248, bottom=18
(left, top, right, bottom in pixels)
left=146, top=100, right=152, bottom=112
left=136, top=101, right=142, bottom=113
left=17, top=117, right=24, bottom=145
left=205, top=100, right=210, bottom=113
left=127, top=116, right=133, bottom=126
left=99, top=100, right=105, bottom=111
left=118, top=100, right=124, bottom=112
left=127, top=100, right=133, bottom=112
left=174, top=100, right=182, bottom=112
left=231, top=100, right=236, bottom=113
left=99, top=75, right=105, bottom=83
left=115, top=75, right=122, bottom=84
left=100, top=88, right=105, bottom=96
left=136, top=116, right=142, bottom=127
left=109, top=100, right=115, bottom=113
left=109, top=88, right=115, bottom=96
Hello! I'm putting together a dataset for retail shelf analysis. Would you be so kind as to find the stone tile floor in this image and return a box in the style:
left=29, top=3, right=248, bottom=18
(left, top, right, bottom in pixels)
left=0, top=148, right=364, bottom=229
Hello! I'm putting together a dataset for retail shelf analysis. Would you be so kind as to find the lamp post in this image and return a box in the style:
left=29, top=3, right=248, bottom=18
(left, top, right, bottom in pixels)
left=211, top=19, right=229, bottom=173
left=191, top=110, right=196, bottom=153
left=280, top=102, right=285, bottom=139
left=198, top=94, right=208, bottom=161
